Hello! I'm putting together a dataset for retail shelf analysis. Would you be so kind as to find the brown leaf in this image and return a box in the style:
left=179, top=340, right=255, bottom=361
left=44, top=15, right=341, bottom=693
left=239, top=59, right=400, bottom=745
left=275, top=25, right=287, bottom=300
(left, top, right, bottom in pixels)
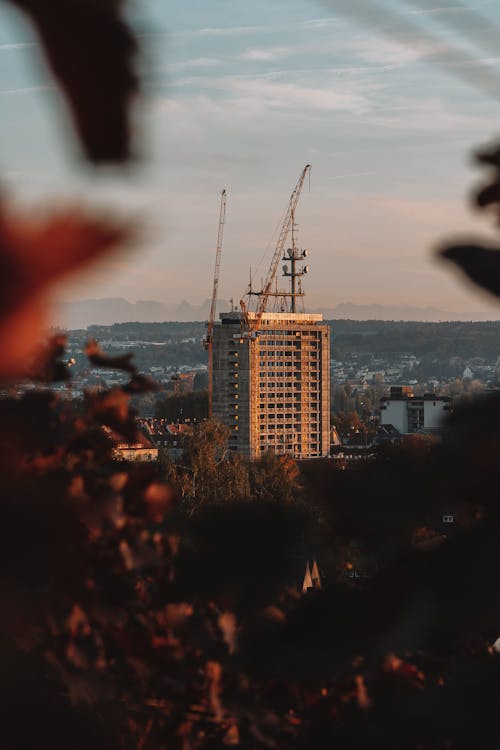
left=384, top=653, right=425, bottom=688
left=85, top=339, right=136, bottom=373
left=10, top=0, right=138, bottom=162
left=0, top=209, right=128, bottom=306
left=0, top=205, right=128, bottom=378
left=223, top=725, right=240, bottom=746
left=88, top=389, right=137, bottom=442
left=439, top=242, right=500, bottom=297
left=476, top=145, right=500, bottom=168
left=206, top=660, right=224, bottom=723
left=123, top=374, right=160, bottom=393
left=476, top=181, right=500, bottom=209
left=143, top=481, right=174, bottom=520
left=354, top=674, right=371, bottom=710
left=0, top=296, right=46, bottom=379
left=28, top=334, right=71, bottom=382
left=218, top=611, right=237, bottom=654
left=165, top=602, right=193, bottom=629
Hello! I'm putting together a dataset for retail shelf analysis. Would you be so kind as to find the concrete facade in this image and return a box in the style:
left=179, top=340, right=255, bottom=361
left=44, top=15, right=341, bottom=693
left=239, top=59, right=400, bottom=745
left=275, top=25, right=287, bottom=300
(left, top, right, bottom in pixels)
left=213, top=311, right=330, bottom=459
left=380, top=387, right=451, bottom=434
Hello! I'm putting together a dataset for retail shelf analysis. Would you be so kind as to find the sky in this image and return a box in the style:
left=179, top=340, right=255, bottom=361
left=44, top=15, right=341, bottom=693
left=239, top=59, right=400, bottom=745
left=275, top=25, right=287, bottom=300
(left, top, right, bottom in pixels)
left=2, top=0, right=500, bottom=315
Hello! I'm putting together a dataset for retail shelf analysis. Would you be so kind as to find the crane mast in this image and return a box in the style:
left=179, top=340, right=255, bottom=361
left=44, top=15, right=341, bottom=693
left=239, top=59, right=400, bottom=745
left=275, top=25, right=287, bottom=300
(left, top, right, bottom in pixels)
left=205, top=189, right=227, bottom=417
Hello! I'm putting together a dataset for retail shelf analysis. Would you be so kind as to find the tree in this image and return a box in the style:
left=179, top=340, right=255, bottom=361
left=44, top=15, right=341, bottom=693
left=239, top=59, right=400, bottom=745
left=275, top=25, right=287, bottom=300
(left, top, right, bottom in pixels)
left=165, top=420, right=249, bottom=506
left=333, top=411, right=362, bottom=433
left=163, top=425, right=301, bottom=508
left=194, top=371, right=209, bottom=390
left=249, top=450, right=301, bottom=503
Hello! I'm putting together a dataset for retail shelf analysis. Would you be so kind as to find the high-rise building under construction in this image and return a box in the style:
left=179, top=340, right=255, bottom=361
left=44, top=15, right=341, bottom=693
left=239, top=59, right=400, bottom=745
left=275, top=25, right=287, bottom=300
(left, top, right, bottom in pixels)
left=207, top=165, right=330, bottom=459
left=212, top=310, right=330, bottom=459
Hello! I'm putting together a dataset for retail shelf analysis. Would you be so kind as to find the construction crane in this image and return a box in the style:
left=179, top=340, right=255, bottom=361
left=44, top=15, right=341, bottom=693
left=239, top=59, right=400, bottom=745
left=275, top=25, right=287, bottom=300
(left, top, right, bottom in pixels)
left=205, top=189, right=227, bottom=418
left=242, top=164, right=311, bottom=332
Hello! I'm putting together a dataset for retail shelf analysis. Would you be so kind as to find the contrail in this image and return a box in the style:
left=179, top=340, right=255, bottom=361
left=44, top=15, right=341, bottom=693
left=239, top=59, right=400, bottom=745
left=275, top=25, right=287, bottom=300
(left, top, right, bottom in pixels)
left=403, top=0, right=500, bottom=60
left=319, top=0, right=500, bottom=102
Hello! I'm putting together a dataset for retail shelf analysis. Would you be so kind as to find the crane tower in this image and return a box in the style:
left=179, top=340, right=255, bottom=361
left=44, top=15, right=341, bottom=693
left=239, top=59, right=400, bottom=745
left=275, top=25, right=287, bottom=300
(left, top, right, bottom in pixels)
left=205, top=189, right=227, bottom=418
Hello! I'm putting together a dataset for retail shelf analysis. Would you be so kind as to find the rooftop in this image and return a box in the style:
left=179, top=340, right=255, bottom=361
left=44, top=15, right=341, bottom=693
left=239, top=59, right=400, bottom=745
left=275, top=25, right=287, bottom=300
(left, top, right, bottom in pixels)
left=380, top=394, right=452, bottom=403
left=219, top=311, right=323, bottom=325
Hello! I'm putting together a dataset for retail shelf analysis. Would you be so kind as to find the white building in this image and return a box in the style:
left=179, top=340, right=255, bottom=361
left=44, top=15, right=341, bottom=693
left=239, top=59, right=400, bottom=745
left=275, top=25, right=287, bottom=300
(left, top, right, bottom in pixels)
left=380, top=386, right=451, bottom=435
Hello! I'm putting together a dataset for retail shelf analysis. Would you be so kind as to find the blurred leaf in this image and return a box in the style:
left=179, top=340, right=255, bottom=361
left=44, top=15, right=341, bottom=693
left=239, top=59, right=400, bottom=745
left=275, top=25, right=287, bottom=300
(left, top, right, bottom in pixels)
left=87, top=388, right=136, bottom=441
left=0, top=206, right=128, bottom=378
left=476, top=182, right=500, bottom=209
left=143, top=481, right=174, bottom=521
left=439, top=243, right=500, bottom=297
left=476, top=144, right=500, bottom=168
left=9, top=0, right=138, bottom=162
left=123, top=373, right=160, bottom=394
left=28, top=334, right=71, bottom=382
left=85, top=339, right=136, bottom=374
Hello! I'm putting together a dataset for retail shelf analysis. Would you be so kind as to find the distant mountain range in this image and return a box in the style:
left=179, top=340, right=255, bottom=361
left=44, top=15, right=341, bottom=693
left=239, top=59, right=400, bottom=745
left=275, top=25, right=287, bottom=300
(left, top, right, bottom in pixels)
left=54, top=298, right=232, bottom=329
left=318, top=302, right=499, bottom=322
left=53, top=297, right=500, bottom=329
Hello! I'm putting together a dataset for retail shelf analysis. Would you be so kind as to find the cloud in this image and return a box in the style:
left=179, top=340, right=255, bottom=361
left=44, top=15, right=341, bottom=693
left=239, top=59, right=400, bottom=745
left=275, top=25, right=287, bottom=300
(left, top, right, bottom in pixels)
left=240, top=46, right=291, bottom=62
left=232, top=78, right=372, bottom=114
left=168, top=57, right=224, bottom=71
left=364, top=95, right=494, bottom=133
left=302, top=18, right=341, bottom=29
left=173, top=16, right=343, bottom=39
left=0, top=42, right=35, bottom=51
left=168, top=73, right=373, bottom=116
left=158, top=60, right=488, bottom=136
left=408, top=6, right=472, bottom=16
left=344, top=34, right=437, bottom=66
left=178, top=24, right=279, bottom=38
left=0, top=85, right=51, bottom=95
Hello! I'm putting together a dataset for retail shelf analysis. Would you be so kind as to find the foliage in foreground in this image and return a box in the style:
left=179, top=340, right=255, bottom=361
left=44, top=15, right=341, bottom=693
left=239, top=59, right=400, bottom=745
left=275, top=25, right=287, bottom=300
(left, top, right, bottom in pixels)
left=3, top=341, right=500, bottom=749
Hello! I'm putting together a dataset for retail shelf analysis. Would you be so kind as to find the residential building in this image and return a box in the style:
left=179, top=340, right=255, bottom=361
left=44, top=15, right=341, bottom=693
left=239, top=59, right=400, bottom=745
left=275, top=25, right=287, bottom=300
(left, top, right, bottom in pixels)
left=137, top=418, right=192, bottom=459
left=103, top=426, right=159, bottom=462
left=380, top=386, right=452, bottom=434
left=212, top=311, right=330, bottom=459
left=170, top=372, right=195, bottom=394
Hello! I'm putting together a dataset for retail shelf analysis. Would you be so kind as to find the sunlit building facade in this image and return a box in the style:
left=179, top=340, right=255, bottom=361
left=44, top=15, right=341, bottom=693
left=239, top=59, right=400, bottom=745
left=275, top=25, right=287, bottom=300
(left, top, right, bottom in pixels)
left=212, top=311, right=330, bottom=459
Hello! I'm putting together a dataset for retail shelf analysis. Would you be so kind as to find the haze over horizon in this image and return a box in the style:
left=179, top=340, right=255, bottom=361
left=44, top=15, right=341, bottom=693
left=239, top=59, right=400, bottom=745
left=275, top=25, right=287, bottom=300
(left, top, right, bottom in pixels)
left=2, top=0, right=500, bottom=316
left=54, top=296, right=500, bottom=329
